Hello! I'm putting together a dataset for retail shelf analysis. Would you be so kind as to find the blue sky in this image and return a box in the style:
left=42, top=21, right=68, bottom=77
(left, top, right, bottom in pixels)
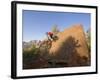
left=22, top=10, right=90, bottom=41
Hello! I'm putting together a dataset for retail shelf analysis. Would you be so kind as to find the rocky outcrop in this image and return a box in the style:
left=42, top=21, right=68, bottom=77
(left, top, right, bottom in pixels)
left=49, top=24, right=90, bottom=66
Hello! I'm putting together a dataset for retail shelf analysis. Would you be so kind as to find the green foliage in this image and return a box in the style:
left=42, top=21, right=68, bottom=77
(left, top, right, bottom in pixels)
left=51, top=25, right=60, bottom=34
left=23, top=45, right=40, bottom=65
left=23, top=51, right=39, bottom=62
left=86, top=29, right=91, bottom=52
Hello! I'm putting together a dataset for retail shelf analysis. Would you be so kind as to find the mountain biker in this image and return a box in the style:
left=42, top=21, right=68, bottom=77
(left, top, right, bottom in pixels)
left=46, top=32, right=54, bottom=41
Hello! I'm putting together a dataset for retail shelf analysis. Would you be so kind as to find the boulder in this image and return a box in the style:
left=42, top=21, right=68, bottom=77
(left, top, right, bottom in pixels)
left=49, top=24, right=90, bottom=66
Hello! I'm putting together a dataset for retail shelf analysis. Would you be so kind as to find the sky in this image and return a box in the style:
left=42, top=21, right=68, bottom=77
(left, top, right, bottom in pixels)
left=22, top=10, right=90, bottom=42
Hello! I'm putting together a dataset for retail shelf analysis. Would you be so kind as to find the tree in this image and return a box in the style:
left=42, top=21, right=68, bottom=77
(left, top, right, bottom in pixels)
left=51, top=25, right=60, bottom=34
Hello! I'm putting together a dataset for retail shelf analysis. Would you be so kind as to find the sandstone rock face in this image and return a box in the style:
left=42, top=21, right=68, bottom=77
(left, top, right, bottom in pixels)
left=49, top=24, right=90, bottom=66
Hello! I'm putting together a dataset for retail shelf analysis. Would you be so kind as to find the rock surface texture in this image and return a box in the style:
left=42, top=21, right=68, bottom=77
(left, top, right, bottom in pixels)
left=49, top=24, right=90, bottom=66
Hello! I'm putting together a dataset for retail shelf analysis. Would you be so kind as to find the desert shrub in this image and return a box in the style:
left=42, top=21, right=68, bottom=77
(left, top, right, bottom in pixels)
left=51, top=25, right=60, bottom=34
left=86, top=28, right=91, bottom=52
left=23, top=49, right=40, bottom=61
left=23, top=45, right=40, bottom=68
left=87, top=38, right=91, bottom=52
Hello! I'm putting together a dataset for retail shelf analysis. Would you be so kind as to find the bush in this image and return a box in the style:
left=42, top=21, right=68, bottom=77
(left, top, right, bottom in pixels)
left=23, top=45, right=40, bottom=68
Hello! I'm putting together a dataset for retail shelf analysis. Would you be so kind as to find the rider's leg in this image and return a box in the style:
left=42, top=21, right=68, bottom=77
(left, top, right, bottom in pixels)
left=50, top=35, right=53, bottom=41
left=48, top=35, right=53, bottom=41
